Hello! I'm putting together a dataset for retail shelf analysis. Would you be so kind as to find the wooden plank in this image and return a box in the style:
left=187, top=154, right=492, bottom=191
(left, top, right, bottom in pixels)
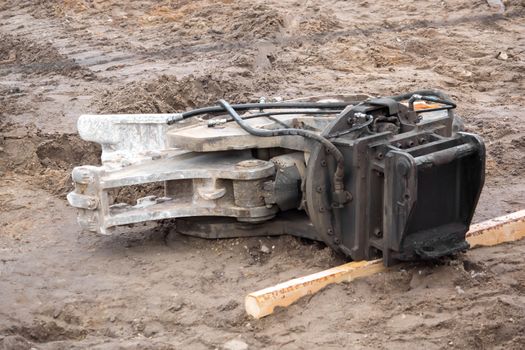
left=245, top=259, right=385, bottom=319
left=466, top=209, right=525, bottom=248
left=246, top=209, right=525, bottom=319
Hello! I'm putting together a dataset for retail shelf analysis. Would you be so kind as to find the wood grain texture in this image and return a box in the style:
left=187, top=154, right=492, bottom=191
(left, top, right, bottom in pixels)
left=246, top=209, right=525, bottom=319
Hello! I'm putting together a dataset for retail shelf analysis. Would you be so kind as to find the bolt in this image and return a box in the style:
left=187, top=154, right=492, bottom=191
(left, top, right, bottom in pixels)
left=327, top=229, right=334, bottom=236
left=419, top=137, right=427, bottom=144
left=374, top=228, right=383, bottom=238
left=376, top=152, right=384, bottom=160
left=334, top=237, right=341, bottom=244
left=408, top=140, right=415, bottom=147
left=319, top=206, right=325, bottom=213
left=321, top=160, right=327, bottom=167
left=316, top=186, right=322, bottom=193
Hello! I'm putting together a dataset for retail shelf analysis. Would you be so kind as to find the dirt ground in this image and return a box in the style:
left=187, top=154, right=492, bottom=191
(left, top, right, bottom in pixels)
left=0, top=0, right=524, bottom=349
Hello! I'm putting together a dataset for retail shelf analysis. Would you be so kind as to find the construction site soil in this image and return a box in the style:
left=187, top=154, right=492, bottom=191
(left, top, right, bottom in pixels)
left=0, top=1, right=524, bottom=349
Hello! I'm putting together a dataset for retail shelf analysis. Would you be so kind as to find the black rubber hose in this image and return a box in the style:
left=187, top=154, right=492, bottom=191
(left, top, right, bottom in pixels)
left=244, top=110, right=341, bottom=128
left=389, top=89, right=452, bottom=102
left=388, top=89, right=456, bottom=111
left=241, top=109, right=341, bottom=120
left=218, top=99, right=346, bottom=200
left=326, top=115, right=374, bottom=139
left=220, top=109, right=342, bottom=127
left=168, top=92, right=452, bottom=124
left=167, top=101, right=361, bottom=124
left=407, top=94, right=457, bottom=110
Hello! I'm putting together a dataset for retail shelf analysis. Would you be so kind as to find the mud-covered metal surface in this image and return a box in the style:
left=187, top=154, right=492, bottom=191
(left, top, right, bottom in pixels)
left=1, top=1, right=525, bottom=349
left=68, top=93, right=485, bottom=267
left=305, top=97, right=485, bottom=265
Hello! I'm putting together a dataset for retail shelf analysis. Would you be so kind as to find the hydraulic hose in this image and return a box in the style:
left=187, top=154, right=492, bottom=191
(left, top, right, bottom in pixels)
left=166, top=101, right=361, bottom=124
left=389, top=89, right=452, bottom=102
left=326, top=115, right=373, bottom=139
left=388, top=90, right=457, bottom=111
left=242, top=110, right=341, bottom=128
left=407, top=94, right=457, bottom=111
left=217, top=109, right=342, bottom=127
left=217, top=99, right=347, bottom=204
left=241, top=109, right=341, bottom=120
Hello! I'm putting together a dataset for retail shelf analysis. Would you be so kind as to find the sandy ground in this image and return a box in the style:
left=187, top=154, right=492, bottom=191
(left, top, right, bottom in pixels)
left=0, top=0, right=524, bottom=349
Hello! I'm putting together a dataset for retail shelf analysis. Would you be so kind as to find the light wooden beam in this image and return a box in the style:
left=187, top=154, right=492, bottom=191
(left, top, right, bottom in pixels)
left=466, top=209, right=525, bottom=248
left=245, top=259, right=385, bottom=319
left=246, top=209, right=525, bottom=319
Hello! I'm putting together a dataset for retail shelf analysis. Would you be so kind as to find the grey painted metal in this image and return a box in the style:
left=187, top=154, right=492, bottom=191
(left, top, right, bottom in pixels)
left=68, top=96, right=356, bottom=235
left=67, top=92, right=485, bottom=267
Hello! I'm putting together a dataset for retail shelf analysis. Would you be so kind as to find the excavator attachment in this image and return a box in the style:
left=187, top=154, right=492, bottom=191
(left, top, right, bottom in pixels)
left=67, top=91, right=485, bottom=266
